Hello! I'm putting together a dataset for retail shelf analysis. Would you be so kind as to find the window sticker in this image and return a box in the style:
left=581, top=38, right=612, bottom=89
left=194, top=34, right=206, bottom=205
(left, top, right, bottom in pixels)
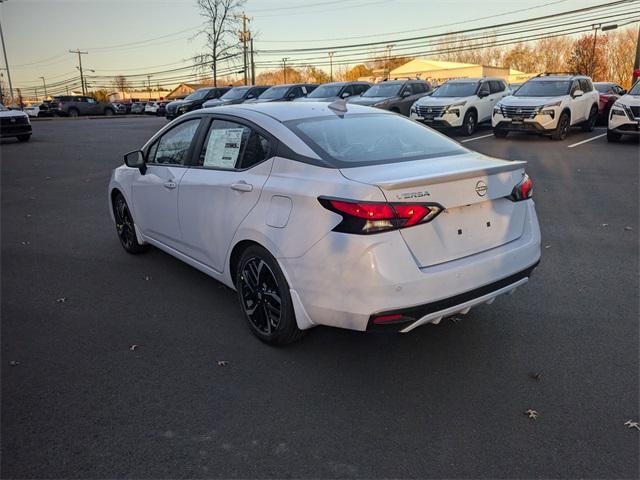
left=203, top=127, right=244, bottom=168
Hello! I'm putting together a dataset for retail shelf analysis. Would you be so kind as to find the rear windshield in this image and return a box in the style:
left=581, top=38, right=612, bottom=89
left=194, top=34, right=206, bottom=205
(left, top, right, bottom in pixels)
left=432, top=82, right=478, bottom=97
left=285, top=113, right=466, bottom=168
left=515, top=80, right=570, bottom=97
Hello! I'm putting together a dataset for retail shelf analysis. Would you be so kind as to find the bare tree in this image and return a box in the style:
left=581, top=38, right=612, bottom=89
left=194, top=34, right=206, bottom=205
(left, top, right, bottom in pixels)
left=194, top=0, right=244, bottom=87
left=113, top=75, right=130, bottom=98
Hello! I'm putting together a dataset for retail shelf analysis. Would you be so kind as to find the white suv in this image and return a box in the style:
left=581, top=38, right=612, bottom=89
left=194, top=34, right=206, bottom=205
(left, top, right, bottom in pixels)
left=607, top=80, right=640, bottom=142
left=410, top=77, right=509, bottom=135
left=493, top=74, right=599, bottom=140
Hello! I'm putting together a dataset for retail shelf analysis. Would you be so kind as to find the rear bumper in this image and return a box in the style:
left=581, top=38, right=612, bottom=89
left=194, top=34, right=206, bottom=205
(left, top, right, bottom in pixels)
left=281, top=201, right=541, bottom=332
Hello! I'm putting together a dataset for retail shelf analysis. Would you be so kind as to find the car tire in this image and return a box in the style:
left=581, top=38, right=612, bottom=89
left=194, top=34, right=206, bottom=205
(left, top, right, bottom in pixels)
left=493, top=128, right=508, bottom=138
left=607, top=129, right=622, bottom=142
left=551, top=111, right=570, bottom=140
left=68, top=108, right=79, bottom=118
left=104, top=108, right=114, bottom=116
left=236, top=245, right=304, bottom=345
left=17, top=134, right=31, bottom=142
left=461, top=110, right=477, bottom=136
left=112, top=193, right=149, bottom=254
left=582, top=105, right=598, bottom=132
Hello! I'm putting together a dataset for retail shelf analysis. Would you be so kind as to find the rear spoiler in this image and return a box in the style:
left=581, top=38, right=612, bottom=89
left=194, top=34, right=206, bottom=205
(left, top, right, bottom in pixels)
left=371, top=161, right=527, bottom=190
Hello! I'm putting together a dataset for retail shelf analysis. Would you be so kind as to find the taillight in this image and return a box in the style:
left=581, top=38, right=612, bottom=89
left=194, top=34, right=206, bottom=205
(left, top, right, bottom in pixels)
left=509, top=173, right=533, bottom=201
left=319, top=197, right=443, bottom=234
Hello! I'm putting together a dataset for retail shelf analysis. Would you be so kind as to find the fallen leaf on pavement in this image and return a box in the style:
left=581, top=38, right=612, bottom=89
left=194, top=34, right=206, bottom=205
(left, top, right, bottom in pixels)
left=529, top=372, right=542, bottom=380
left=20, top=241, right=30, bottom=246
left=624, top=226, right=633, bottom=231
left=144, top=275, right=152, bottom=281
left=624, top=420, right=640, bottom=430
left=55, top=297, right=66, bottom=303
left=525, top=409, right=539, bottom=419
left=217, top=360, right=228, bottom=367
left=544, top=245, right=551, bottom=249
left=129, top=345, right=140, bottom=351
left=9, top=360, right=20, bottom=366
left=449, top=317, right=461, bottom=323
left=601, top=223, right=608, bottom=227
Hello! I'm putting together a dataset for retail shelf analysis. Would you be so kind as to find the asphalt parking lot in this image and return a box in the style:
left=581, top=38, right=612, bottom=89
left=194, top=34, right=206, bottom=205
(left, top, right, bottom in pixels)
left=1, top=116, right=638, bottom=479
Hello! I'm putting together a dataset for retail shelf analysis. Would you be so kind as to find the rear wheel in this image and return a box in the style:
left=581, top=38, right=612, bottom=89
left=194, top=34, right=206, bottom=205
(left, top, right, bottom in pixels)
left=112, top=193, right=149, bottom=254
left=236, top=245, right=303, bottom=345
left=461, top=110, right=477, bottom=136
left=17, top=134, right=31, bottom=142
left=68, top=108, right=79, bottom=118
left=104, top=108, right=114, bottom=116
left=582, top=105, right=598, bottom=132
left=551, top=111, right=570, bottom=140
left=493, top=128, right=508, bottom=138
left=607, top=129, right=622, bottom=142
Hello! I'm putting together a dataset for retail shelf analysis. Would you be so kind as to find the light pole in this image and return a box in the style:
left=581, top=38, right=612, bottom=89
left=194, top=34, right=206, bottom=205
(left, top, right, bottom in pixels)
left=0, top=0, right=14, bottom=103
left=282, top=57, right=289, bottom=84
left=40, top=76, right=47, bottom=99
left=328, top=51, right=334, bottom=82
left=147, top=75, right=152, bottom=100
left=591, top=24, right=617, bottom=78
left=385, top=44, right=395, bottom=80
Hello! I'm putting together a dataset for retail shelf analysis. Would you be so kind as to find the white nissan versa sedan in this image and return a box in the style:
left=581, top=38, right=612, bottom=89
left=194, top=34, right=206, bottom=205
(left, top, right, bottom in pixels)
left=108, top=101, right=541, bottom=344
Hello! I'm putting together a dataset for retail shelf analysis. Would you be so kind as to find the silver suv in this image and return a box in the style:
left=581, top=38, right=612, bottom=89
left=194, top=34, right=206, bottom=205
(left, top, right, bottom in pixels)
left=53, top=96, right=115, bottom=117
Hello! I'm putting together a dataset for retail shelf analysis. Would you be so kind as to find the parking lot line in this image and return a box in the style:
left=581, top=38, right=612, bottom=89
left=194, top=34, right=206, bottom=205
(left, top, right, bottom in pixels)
left=567, top=133, right=606, bottom=148
left=461, top=133, right=494, bottom=143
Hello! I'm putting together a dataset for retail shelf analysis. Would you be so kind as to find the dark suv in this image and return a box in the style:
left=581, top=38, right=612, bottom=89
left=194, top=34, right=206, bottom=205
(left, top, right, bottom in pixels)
left=245, top=84, right=318, bottom=103
left=347, top=79, right=431, bottom=116
left=165, top=87, right=231, bottom=120
left=202, top=85, right=272, bottom=108
left=52, top=96, right=115, bottom=117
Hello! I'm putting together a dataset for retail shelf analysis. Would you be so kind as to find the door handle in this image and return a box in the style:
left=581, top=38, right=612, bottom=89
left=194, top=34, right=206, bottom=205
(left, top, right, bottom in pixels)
left=163, top=180, right=177, bottom=190
left=230, top=181, right=253, bottom=192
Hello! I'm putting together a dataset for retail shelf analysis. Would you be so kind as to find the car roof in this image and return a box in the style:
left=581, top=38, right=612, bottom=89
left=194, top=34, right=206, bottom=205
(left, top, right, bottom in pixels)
left=200, top=101, right=392, bottom=122
left=529, top=75, right=587, bottom=81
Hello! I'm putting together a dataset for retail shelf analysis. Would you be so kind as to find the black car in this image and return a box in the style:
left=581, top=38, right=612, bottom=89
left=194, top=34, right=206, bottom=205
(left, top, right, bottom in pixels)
left=155, top=101, right=169, bottom=116
left=347, top=79, right=431, bottom=116
left=165, top=87, right=231, bottom=120
left=294, top=81, right=372, bottom=102
left=202, top=85, right=272, bottom=108
left=245, top=84, right=317, bottom=103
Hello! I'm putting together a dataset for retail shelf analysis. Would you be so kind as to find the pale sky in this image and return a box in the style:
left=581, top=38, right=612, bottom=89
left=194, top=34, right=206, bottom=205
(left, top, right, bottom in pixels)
left=0, top=0, right=623, bottom=93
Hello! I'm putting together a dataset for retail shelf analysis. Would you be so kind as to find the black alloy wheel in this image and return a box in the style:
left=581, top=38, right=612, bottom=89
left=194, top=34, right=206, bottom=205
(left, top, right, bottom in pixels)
left=236, top=246, right=303, bottom=345
left=551, top=112, right=570, bottom=140
left=582, top=105, right=598, bottom=132
left=462, top=110, right=477, bottom=136
left=113, top=193, right=148, bottom=254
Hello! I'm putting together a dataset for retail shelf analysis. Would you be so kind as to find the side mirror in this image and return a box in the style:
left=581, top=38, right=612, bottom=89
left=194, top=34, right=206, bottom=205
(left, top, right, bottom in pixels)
left=620, top=89, right=627, bottom=95
left=287, top=92, right=296, bottom=100
left=402, top=90, right=412, bottom=98
left=572, top=89, right=584, bottom=98
left=341, top=91, right=351, bottom=98
left=478, top=90, right=489, bottom=98
left=124, top=150, right=146, bottom=174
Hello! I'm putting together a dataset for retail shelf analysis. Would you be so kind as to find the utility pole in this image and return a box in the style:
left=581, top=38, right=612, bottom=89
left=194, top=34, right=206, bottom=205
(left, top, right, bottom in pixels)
left=236, top=13, right=251, bottom=85
left=635, top=25, right=640, bottom=85
left=282, top=57, right=289, bottom=84
left=69, top=49, right=88, bottom=95
left=250, top=37, right=255, bottom=85
left=328, top=51, right=334, bottom=82
left=0, top=0, right=14, bottom=103
left=147, top=75, right=152, bottom=100
left=40, top=76, right=47, bottom=99
left=385, top=44, right=395, bottom=80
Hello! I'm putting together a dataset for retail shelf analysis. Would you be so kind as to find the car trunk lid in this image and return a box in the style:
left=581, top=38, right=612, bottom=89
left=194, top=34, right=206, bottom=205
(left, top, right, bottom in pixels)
left=340, top=152, right=529, bottom=267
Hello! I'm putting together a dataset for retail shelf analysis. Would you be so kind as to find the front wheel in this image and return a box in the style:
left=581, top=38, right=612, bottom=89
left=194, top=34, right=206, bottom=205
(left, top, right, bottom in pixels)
left=17, top=134, right=31, bottom=142
left=104, top=108, right=114, bottom=116
left=461, top=110, right=477, bottom=136
left=607, top=129, right=622, bottom=142
left=582, top=105, right=598, bottom=132
left=112, top=193, right=149, bottom=254
left=68, top=108, right=79, bottom=118
left=493, top=128, right=508, bottom=138
left=551, top=112, right=570, bottom=140
left=236, top=245, right=303, bottom=345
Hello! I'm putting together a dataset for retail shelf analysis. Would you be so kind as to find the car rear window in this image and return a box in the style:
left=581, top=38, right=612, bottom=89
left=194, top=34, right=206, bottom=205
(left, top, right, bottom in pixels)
left=285, top=113, right=466, bottom=168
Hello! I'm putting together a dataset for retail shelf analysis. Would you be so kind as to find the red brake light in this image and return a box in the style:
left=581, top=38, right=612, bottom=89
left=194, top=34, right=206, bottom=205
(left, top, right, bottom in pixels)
left=321, top=198, right=443, bottom=234
left=509, top=173, right=533, bottom=201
